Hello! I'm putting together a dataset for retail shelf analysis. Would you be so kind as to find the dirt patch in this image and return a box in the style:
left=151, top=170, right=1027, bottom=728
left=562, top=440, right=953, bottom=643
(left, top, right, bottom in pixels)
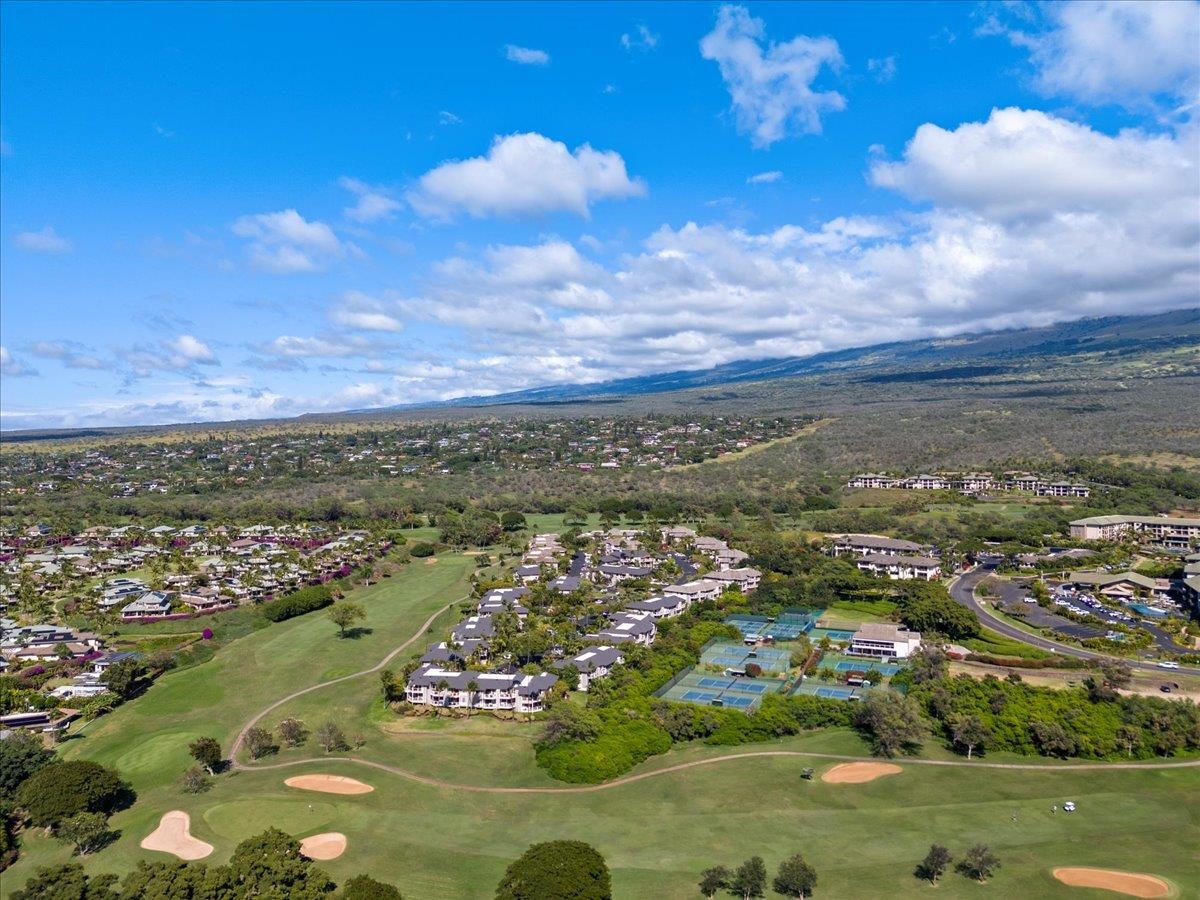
left=821, top=762, right=902, bottom=784
left=285, top=774, right=375, bottom=795
left=140, top=810, right=214, bottom=861
left=300, top=831, right=347, bottom=860
left=424, top=557, right=438, bottom=565
left=1053, top=867, right=1173, bottom=897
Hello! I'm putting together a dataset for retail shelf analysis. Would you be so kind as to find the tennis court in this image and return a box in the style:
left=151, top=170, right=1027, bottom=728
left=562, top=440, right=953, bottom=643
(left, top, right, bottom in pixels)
left=726, top=610, right=817, bottom=641
left=809, top=627, right=855, bottom=643
left=700, top=641, right=791, bottom=674
left=657, top=665, right=786, bottom=710
left=833, top=659, right=901, bottom=676
left=790, top=681, right=864, bottom=701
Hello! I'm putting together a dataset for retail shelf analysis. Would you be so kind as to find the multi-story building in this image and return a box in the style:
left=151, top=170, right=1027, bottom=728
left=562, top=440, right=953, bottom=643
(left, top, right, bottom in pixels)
left=404, top=665, right=558, bottom=712
left=849, top=623, right=922, bottom=659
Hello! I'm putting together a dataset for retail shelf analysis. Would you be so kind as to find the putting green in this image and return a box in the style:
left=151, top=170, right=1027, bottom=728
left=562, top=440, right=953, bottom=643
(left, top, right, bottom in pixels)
left=202, top=798, right=339, bottom=842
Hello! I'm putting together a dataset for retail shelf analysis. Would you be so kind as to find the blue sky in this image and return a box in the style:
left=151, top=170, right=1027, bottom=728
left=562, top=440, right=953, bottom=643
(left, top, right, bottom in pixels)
left=2, top=1, right=1197, bottom=428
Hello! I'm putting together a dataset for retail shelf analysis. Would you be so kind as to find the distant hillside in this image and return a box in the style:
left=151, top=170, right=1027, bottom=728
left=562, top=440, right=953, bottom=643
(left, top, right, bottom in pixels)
left=373, top=308, right=1199, bottom=411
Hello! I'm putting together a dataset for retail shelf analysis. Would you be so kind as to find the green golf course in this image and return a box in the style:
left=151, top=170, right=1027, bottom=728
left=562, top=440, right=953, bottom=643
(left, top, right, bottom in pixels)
left=4, top=551, right=1197, bottom=898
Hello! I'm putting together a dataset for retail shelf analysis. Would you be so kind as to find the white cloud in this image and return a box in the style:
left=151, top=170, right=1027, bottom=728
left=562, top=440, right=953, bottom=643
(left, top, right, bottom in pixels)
left=747, top=170, right=783, bottom=185
left=14, top=226, right=72, bottom=254
left=385, top=107, right=1195, bottom=399
left=869, top=107, right=1196, bottom=221
left=438, top=110, right=462, bottom=126
left=408, top=132, right=646, bottom=219
left=339, top=177, right=402, bottom=223
left=991, top=1, right=1200, bottom=111
left=167, top=334, right=216, bottom=364
left=621, top=24, right=659, bottom=51
left=0, top=346, right=37, bottom=377
left=231, top=209, right=350, bottom=272
left=329, top=290, right=404, bottom=332
left=260, top=334, right=379, bottom=359
left=867, top=55, right=897, bottom=83
left=29, top=341, right=105, bottom=370
left=504, top=44, right=550, bottom=65
left=120, top=335, right=219, bottom=375
left=700, top=4, right=846, bottom=147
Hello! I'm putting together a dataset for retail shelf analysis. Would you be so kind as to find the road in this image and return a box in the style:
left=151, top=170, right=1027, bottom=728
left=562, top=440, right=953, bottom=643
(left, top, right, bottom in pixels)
left=949, top=565, right=1200, bottom=677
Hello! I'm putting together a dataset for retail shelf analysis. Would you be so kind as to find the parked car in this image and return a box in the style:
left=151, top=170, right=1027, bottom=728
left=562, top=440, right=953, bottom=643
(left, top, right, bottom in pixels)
left=1157, top=661, right=1181, bottom=670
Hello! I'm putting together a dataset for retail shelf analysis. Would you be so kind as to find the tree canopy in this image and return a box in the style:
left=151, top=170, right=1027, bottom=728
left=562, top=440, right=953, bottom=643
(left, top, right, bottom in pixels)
left=15, top=760, right=132, bottom=827
left=494, top=840, right=612, bottom=900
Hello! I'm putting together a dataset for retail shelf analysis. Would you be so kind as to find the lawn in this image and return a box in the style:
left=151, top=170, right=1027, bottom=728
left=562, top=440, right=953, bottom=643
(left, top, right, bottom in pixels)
left=7, top=732, right=1197, bottom=899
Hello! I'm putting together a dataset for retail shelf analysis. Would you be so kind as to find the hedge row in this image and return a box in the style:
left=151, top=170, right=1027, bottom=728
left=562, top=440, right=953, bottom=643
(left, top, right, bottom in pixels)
left=260, top=585, right=334, bottom=622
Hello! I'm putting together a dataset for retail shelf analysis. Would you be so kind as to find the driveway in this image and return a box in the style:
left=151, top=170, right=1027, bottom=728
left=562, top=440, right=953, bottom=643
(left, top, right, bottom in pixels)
left=949, top=564, right=1200, bottom=677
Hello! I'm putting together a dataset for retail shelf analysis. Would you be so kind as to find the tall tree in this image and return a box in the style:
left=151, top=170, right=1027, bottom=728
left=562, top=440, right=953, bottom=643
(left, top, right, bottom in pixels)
left=915, top=844, right=952, bottom=884
left=772, top=854, right=817, bottom=898
left=852, top=690, right=926, bottom=757
left=956, top=844, right=1000, bottom=882
left=188, top=736, right=222, bottom=775
left=329, top=602, right=366, bottom=637
left=0, top=729, right=54, bottom=798
left=55, top=812, right=113, bottom=856
left=730, top=856, right=767, bottom=899
left=698, top=865, right=730, bottom=897
left=950, top=714, right=990, bottom=759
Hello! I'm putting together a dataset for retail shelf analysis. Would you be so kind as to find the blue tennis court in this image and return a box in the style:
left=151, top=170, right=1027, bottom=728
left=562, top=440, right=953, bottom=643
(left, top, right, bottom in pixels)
left=809, top=628, right=855, bottom=642
left=700, top=641, right=791, bottom=674
left=834, top=660, right=900, bottom=675
left=657, top=663, right=788, bottom=711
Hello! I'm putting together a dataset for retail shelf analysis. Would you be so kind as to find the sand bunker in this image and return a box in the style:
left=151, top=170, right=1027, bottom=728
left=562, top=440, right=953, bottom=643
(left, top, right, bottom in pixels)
left=140, top=810, right=214, bottom=861
left=285, top=774, right=374, bottom=795
left=300, top=831, right=347, bottom=860
left=1053, top=868, right=1172, bottom=898
left=821, top=762, right=902, bottom=784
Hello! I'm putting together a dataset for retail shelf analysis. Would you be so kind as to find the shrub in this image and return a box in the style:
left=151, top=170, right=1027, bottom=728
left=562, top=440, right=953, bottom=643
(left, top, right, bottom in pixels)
left=495, top=840, right=611, bottom=900
left=260, top=585, right=334, bottom=623
left=409, top=542, right=436, bottom=558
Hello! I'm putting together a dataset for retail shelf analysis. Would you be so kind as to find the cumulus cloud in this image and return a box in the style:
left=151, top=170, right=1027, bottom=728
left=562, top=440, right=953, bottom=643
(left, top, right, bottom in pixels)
left=14, top=226, right=71, bottom=254
left=747, top=170, right=783, bottom=184
left=258, top=333, right=384, bottom=359
left=869, top=107, right=1196, bottom=221
left=504, top=44, right=550, bottom=65
left=231, top=209, right=351, bottom=272
left=621, top=24, right=659, bottom=51
left=1, top=346, right=38, bottom=377
left=339, top=177, right=402, bottom=223
left=29, top=340, right=105, bottom=370
left=385, top=107, right=1196, bottom=398
left=329, top=290, right=404, bottom=332
left=119, top=334, right=219, bottom=376
left=408, top=132, right=646, bottom=219
left=989, top=0, right=1200, bottom=111
left=700, top=5, right=846, bottom=147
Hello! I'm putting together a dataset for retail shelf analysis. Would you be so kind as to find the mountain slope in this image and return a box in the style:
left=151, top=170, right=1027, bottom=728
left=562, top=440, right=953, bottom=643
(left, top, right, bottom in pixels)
left=382, top=308, right=1199, bottom=410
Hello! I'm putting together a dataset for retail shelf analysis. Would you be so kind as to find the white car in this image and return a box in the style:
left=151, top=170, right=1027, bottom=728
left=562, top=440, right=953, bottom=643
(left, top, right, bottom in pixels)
left=1157, top=661, right=1181, bottom=670
left=1023, top=597, right=1038, bottom=603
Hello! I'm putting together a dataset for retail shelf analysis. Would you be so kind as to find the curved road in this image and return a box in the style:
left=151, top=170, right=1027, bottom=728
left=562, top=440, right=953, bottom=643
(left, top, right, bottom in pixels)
left=949, top=565, right=1200, bottom=677
left=229, top=583, right=1200, bottom=790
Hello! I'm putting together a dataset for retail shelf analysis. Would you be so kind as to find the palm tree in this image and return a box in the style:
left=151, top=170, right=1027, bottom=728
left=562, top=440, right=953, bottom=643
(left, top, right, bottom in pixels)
left=466, top=680, right=478, bottom=717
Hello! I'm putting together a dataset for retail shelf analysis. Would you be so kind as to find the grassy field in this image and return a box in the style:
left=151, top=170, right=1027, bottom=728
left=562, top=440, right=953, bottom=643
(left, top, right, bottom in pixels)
left=7, top=730, right=1197, bottom=898
left=6, top=548, right=1199, bottom=898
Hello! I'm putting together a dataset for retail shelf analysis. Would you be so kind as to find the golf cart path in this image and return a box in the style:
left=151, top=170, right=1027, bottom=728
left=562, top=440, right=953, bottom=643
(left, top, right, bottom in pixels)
left=230, top=597, right=463, bottom=761
left=231, top=592, right=1200, bottom=792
